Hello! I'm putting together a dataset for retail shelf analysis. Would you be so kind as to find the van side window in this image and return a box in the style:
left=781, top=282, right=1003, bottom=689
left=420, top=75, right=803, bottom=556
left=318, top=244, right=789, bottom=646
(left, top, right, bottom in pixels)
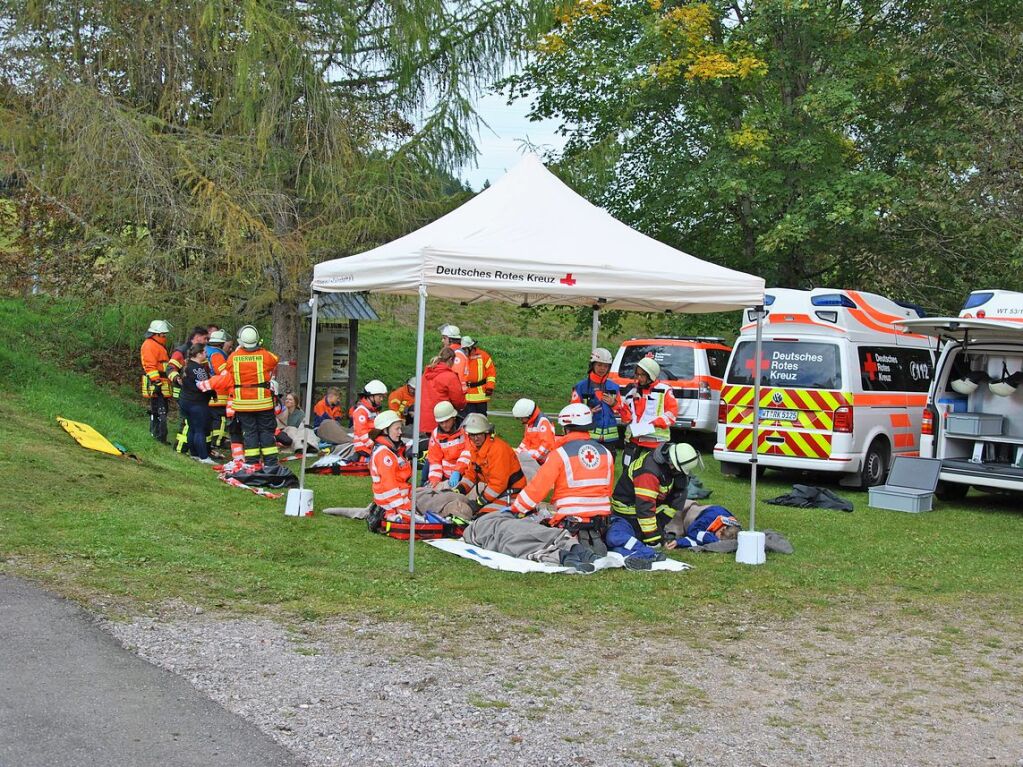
left=858, top=347, right=933, bottom=392
left=705, top=349, right=730, bottom=378
left=619, top=344, right=695, bottom=379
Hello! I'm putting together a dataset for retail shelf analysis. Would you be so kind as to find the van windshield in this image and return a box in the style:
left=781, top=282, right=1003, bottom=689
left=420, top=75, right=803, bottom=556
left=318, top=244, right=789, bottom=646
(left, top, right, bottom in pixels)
left=727, top=341, right=842, bottom=389
left=619, top=344, right=695, bottom=380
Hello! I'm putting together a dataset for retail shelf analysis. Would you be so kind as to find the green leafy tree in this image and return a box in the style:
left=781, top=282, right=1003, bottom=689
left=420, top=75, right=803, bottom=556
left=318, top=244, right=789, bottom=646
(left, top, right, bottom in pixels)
left=508, top=0, right=1023, bottom=312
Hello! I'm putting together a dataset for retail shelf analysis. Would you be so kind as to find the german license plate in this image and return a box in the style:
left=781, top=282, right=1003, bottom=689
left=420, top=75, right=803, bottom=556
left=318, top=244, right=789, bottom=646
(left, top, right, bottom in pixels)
left=760, top=408, right=798, bottom=422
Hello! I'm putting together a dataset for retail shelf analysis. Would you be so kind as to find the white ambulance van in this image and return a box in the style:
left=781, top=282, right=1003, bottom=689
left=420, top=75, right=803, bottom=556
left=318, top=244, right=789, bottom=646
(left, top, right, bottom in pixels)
left=714, top=288, right=935, bottom=487
left=897, top=290, right=1023, bottom=498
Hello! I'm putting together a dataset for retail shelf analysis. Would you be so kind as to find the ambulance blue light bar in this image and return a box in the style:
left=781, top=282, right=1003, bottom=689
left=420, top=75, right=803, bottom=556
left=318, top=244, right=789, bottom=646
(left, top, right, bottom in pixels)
left=810, top=294, right=857, bottom=308
left=961, top=292, right=994, bottom=311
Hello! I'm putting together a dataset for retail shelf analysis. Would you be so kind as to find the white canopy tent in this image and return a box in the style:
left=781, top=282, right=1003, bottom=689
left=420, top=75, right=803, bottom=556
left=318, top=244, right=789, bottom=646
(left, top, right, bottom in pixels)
left=305, top=154, right=768, bottom=570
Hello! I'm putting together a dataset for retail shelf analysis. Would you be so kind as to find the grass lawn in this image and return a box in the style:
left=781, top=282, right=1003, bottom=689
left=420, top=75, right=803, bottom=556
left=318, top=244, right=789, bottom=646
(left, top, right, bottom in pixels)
left=2, top=296, right=1022, bottom=630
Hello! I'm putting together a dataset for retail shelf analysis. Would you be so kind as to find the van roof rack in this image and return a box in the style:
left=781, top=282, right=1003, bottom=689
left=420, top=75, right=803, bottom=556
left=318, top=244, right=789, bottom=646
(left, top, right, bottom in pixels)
left=627, top=336, right=726, bottom=343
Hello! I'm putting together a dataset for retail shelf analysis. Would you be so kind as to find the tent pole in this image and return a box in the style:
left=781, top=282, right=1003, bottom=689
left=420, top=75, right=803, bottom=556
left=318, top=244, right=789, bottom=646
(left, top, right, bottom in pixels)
left=590, top=305, right=600, bottom=350
left=408, top=283, right=428, bottom=575
left=748, top=306, right=765, bottom=531
left=298, top=291, right=319, bottom=491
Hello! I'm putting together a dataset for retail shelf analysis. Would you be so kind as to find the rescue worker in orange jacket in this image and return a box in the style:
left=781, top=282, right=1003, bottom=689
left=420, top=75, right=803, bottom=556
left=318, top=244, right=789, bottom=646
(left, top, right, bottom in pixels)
left=388, top=377, right=417, bottom=424
left=460, top=335, right=496, bottom=415
left=618, top=356, right=679, bottom=468
left=512, top=398, right=556, bottom=465
left=457, top=413, right=526, bottom=515
left=369, top=410, right=413, bottom=517
left=204, top=329, right=231, bottom=449
left=313, top=386, right=344, bottom=430
left=350, top=379, right=388, bottom=459
left=427, top=401, right=471, bottom=488
left=511, top=404, right=615, bottom=543
left=440, top=324, right=470, bottom=394
left=204, top=324, right=279, bottom=468
left=140, top=319, right=172, bottom=443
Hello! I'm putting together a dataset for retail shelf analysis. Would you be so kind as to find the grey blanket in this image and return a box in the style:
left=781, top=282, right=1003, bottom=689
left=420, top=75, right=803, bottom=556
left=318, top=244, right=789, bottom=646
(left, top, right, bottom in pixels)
left=463, top=513, right=576, bottom=565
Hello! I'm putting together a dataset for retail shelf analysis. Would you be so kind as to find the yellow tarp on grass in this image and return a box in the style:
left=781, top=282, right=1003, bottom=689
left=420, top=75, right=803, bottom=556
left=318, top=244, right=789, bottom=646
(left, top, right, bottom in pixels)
left=57, top=417, right=126, bottom=457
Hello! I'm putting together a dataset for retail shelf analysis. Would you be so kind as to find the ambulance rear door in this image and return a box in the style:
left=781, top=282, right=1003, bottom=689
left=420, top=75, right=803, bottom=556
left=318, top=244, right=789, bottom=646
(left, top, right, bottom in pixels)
left=720, top=339, right=849, bottom=461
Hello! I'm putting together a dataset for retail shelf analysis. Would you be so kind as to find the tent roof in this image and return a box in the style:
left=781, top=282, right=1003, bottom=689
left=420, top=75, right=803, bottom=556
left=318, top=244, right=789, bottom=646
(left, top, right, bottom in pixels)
left=312, top=154, right=764, bottom=313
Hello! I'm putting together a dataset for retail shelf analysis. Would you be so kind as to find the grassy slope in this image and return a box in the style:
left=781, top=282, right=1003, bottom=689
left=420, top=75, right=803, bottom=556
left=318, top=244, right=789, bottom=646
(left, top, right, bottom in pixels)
left=2, top=297, right=1022, bottom=628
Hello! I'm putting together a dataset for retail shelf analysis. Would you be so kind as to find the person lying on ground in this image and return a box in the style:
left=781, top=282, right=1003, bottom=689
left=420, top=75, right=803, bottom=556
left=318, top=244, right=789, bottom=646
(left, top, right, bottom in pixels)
left=663, top=501, right=741, bottom=550
left=511, top=403, right=614, bottom=555
left=462, top=512, right=601, bottom=573
left=427, top=401, right=471, bottom=489
left=610, top=442, right=702, bottom=547
left=455, top=413, right=526, bottom=516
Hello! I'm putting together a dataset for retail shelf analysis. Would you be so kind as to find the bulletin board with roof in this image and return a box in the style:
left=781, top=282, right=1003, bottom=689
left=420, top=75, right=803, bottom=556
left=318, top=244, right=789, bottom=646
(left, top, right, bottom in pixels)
left=298, top=293, right=379, bottom=411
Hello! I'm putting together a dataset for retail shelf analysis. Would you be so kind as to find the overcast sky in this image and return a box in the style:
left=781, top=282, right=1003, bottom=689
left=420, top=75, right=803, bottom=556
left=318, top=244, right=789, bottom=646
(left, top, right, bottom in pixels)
left=458, top=89, right=567, bottom=190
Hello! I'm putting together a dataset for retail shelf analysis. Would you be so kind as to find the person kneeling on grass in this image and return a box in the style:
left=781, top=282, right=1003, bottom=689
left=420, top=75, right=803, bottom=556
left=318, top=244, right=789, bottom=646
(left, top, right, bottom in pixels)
left=510, top=403, right=614, bottom=556
left=454, top=413, right=526, bottom=517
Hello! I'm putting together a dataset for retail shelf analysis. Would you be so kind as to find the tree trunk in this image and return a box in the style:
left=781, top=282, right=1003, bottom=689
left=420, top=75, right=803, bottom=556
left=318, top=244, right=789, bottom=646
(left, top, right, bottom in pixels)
left=272, top=299, right=301, bottom=394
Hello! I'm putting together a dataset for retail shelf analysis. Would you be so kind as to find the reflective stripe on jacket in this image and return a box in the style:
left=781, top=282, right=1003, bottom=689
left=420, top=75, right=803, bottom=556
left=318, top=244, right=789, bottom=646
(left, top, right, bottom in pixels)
left=313, top=397, right=344, bottom=428
left=571, top=373, right=622, bottom=442
left=370, top=438, right=412, bottom=515
left=458, top=435, right=525, bottom=510
left=620, top=380, right=678, bottom=447
left=140, top=336, right=170, bottom=397
left=350, top=399, right=378, bottom=455
left=517, top=409, right=556, bottom=463
left=427, top=427, right=471, bottom=484
left=226, top=347, right=279, bottom=412
left=388, top=384, right=415, bottom=417
left=611, top=449, right=687, bottom=545
left=464, top=348, right=496, bottom=403
left=512, top=432, right=613, bottom=524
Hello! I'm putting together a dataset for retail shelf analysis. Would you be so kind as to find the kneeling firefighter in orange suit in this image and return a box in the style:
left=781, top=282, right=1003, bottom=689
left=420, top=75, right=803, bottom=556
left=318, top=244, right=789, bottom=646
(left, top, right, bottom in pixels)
left=511, top=403, right=615, bottom=555
left=456, top=413, right=526, bottom=516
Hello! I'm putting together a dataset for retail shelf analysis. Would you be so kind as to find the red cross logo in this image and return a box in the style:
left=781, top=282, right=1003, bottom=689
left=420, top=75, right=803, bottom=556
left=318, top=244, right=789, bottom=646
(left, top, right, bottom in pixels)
left=744, top=357, right=770, bottom=372
left=560, top=273, right=577, bottom=286
left=863, top=353, right=878, bottom=381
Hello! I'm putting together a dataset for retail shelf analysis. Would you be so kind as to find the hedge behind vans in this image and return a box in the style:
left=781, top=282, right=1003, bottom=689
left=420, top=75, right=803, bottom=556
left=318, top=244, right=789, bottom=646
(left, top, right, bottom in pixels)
left=714, top=288, right=934, bottom=487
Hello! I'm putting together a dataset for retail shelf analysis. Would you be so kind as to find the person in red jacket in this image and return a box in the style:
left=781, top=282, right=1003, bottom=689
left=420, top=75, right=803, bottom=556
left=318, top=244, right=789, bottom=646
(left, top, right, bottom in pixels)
left=419, top=347, right=467, bottom=432
left=427, top=401, right=471, bottom=488
left=369, top=410, right=413, bottom=517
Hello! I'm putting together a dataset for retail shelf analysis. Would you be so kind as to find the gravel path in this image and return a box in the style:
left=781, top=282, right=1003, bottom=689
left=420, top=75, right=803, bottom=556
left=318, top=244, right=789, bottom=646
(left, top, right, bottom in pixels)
left=108, top=606, right=1023, bottom=767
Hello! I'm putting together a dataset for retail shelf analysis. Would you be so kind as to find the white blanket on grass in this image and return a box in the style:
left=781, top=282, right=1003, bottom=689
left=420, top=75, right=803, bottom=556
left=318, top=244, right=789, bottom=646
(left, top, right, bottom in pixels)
left=425, top=539, right=691, bottom=575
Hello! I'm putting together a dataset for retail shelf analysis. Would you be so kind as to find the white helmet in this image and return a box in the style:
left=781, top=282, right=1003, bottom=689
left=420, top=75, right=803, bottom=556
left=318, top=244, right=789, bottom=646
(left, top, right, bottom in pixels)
left=208, top=329, right=229, bottom=345
left=558, top=403, right=593, bottom=427
left=433, top=401, right=458, bottom=422
left=364, top=379, right=388, bottom=395
left=406, top=376, right=416, bottom=389
left=461, top=335, right=477, bottom=349
left=147, top=320, right=171, bottom=335
left=590, top=347, right=613, bottom=365
left=636, top=357, right=661, bottom=380
left=512, top=398, right=536, bottom=419
left=662, top=443, right=701, bottom=475
left=462, top=412, right=493, bottom=435
left=950, top=370, right=988, bottom=396
left=989, top=366, right=1022, bottom=397
left=374, top=410, right=402, bottom=431
left=439, top=324, right=461, bottom=339
left=237, top=325, right=260, bottom=350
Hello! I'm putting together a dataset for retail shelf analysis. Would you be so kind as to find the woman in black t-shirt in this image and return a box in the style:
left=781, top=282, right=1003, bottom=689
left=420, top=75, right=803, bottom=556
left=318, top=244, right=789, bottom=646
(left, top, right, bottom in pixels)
left=179, top=344, right=214, bottom=462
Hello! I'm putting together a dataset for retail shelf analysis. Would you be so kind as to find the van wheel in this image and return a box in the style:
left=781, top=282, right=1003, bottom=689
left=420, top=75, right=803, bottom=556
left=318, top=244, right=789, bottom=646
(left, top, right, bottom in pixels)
left=935, top=481, right=969, bottom=501
left=720, top=461, right=748, bottom=478
left=859, top=440, right=890, bottom=489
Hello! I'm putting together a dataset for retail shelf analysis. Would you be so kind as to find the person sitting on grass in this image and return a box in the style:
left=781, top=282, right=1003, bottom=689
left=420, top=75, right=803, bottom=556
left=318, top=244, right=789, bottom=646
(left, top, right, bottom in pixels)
left=312, top=386, right=345, bottom=442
